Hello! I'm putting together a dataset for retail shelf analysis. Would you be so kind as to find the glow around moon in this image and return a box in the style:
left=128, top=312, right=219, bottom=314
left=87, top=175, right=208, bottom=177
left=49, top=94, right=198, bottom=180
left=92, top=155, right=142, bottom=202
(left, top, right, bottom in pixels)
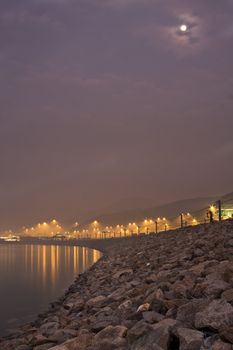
left=180, top=24, right=187, bottom=32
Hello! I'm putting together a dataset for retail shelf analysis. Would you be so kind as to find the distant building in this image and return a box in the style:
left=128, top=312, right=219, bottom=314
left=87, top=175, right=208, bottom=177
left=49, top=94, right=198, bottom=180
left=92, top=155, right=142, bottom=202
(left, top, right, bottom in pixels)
left=52, top=233, right=67, bottom=241
left=217, top=204, right=233, bottom=219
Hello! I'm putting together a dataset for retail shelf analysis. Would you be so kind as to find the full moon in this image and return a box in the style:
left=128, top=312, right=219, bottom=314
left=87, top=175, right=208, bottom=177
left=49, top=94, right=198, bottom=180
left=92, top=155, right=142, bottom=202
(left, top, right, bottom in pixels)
left=180, top=24, right=187, bottom=32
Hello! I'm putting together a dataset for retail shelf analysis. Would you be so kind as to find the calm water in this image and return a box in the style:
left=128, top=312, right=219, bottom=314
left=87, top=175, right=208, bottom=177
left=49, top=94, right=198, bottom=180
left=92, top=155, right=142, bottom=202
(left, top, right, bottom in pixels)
left=0, top=244, right=101, bottom=336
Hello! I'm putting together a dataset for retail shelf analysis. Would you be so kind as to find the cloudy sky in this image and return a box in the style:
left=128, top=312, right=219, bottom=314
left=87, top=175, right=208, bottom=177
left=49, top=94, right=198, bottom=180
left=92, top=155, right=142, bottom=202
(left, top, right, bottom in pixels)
left=0, top=0, right=233, bottom=229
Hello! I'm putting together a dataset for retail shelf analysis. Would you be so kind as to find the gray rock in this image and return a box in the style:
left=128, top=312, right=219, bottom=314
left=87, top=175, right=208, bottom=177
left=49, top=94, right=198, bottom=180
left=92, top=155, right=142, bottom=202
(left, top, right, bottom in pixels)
left=48, top=329, right=77, bottom=344
left=142, top=311, right=164, bottom=324
left=176, top=327, right=204, bottom=350
left=15, top=346, right=32, bottom=350
left=211, top=340, right=232, bottom=350
left=127, top=321, right=152, bottom=341
left=94, top=325, right=127, bottom=349
left=68, top=298, right=85, bottom=312
left=49, top=330, right=94, bottom=350
left=130, top=332, right=164, bottom=350
left=177, top=299, right=211, bottom=328
left=201, top=276, right=230, bottom=298
left=151, top=318, right=179, bottom=349
left=118, top=300, right=133, bottom=311
left=86, top=295, right=107, bottom=308
left=108, top=288, right=127, bottom=301
left=195, top=299, right=233, bottom=331
left=33, top=344, right=54, bottom=350
left=113, top=269, right=133, bottom=279
left=40, top=322, right=60, bottom=337
left=220, top=326, right=233, bottom=344
left=222, top=289, right=233, bottom=303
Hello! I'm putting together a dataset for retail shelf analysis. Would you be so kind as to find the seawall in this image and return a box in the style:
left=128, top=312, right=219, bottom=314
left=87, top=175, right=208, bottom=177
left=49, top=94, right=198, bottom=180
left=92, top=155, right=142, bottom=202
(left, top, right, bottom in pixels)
left=1, top=220, right=233, bottom=350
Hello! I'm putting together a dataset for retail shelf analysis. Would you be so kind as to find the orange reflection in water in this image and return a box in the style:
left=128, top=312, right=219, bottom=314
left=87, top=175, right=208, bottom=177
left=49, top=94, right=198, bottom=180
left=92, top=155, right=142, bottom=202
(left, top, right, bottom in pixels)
left=0, top=244, right=101, bottom=336
left=0, top=244, right=101, bottom=293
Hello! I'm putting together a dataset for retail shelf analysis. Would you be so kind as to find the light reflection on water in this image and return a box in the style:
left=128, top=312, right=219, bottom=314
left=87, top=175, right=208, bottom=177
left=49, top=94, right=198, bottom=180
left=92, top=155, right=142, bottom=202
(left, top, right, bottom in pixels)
left=0, top=244, right=101, bottom=335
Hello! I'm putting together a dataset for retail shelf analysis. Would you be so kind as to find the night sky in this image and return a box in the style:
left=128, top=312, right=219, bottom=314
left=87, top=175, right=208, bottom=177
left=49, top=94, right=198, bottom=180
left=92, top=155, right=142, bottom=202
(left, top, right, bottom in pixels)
left=0, top=0, right=233, bottom=230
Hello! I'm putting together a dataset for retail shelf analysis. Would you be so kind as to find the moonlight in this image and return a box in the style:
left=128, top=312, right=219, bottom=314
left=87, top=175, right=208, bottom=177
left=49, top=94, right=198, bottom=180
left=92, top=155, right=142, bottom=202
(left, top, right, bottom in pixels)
left=180, top=24, right=188, bottom=32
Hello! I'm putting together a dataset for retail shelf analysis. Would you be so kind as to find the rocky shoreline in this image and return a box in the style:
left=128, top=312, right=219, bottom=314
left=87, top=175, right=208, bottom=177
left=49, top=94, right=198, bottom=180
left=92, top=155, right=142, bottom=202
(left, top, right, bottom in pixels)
left=1, top=220, right=233, bottom=350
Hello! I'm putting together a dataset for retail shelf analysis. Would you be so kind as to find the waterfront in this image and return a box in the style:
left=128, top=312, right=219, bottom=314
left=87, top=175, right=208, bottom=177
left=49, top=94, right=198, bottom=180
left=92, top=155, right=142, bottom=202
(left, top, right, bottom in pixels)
left=1, top=220, right=233, bottom=349
left=0, top=244, right=101, bottom=336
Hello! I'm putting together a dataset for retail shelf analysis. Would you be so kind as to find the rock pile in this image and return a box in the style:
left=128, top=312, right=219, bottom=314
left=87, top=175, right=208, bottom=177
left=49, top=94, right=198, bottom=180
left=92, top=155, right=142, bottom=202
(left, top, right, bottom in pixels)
left=1, top=220, right=233, bottom=349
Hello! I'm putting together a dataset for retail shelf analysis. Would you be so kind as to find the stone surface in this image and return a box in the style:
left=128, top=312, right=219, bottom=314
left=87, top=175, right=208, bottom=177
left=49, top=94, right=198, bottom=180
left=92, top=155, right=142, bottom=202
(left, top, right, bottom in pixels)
left=94, top=325, right=127, bottom=349
left=211, top=340, right=232, bottom=350
left=151, top=318, right=179, bottom=349
left=220, top=326, right=233, bottom=344
left=33, top=344, right=54, bottom=350
left=222, top=289, right=233, bottom=303
left=15, top=346, right=32, bottom=350
left=86, top=295, right=107, bottom=308
left=176, top=299, right=210, bottom=328
left=112, top=269, right=133, bottom=279
left=142, top=311, right=164, bottom=324
left=176, top=327, right=204, bottom=350
left=1, top=220, right=233, bottom=350
left=195, top=299, right=233, bottom=331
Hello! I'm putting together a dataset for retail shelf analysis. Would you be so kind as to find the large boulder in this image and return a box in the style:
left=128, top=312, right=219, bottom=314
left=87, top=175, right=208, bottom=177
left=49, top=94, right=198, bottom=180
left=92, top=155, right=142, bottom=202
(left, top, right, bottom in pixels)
left=49, top=330, right=94, bottom=350
left=150, top=318, right=179, bottom=349
left=176, top=327, right=204, bottom=350
left=127, top=321, right=152, bottom=342
left=142, top=311, right=164, bottom=324
left=94, top=325, right=127, bottom=349
left=40, top=322, right=60, bottom=337
left=195, top=299, right=233, bottom=331
left=86, top=295, right=107, bottom=308
left=177, top=299, right=210, bottom=328
left=211, top=340, right=232, bottom=350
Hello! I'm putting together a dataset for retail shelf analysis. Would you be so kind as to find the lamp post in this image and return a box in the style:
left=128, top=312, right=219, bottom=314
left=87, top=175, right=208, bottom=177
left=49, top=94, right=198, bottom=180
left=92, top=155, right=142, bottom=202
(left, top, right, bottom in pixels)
left=180, top=213, right=184, bottom=228
left=217, top=200, right=222, bottom=221
left=155, top=221, right=158, bottom=234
